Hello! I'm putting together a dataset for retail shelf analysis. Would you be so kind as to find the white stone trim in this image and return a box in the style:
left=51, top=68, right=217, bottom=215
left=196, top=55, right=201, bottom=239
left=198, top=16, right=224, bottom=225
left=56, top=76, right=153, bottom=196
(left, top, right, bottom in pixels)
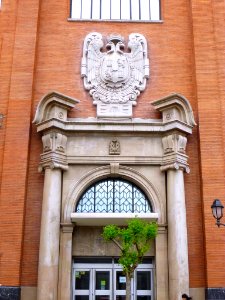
left=36, top=118, right=193, bottom=134
left=70, top=212, right=159, bottom=226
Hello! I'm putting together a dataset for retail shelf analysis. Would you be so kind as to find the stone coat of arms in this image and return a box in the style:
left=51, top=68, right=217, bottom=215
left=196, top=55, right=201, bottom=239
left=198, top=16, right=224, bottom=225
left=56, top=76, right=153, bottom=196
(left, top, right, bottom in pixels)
left=81, top=32, right=149, bottom=118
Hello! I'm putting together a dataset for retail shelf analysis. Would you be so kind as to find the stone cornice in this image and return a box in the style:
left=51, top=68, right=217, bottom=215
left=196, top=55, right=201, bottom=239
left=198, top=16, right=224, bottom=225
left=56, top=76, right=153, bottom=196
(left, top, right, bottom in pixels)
left=33, top=91, right=79, bottom=124
left=34, top=92, right=196, bottom=136
left=36, top=118, right=193, bottom=135
left=151, top=93, right=196, bottom=127
left=33, top=92, right=196, bottom=172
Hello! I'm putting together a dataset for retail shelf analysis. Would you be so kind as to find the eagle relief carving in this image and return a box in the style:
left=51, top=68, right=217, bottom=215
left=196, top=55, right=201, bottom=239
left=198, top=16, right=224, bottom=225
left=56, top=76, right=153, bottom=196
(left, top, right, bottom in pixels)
left=81, top=32, right=149, bottom=118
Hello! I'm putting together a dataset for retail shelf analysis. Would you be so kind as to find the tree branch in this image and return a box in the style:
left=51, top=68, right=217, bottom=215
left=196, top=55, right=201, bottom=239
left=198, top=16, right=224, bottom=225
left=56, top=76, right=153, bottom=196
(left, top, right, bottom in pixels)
left=112, top=238, right=123, bottom=251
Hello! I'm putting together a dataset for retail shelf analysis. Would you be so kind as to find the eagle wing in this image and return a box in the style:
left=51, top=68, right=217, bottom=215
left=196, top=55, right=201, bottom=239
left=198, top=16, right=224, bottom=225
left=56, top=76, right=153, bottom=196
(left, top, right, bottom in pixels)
left=126, top=33, right=149, bottom=87
left=81, top=32, right=104, bottom=89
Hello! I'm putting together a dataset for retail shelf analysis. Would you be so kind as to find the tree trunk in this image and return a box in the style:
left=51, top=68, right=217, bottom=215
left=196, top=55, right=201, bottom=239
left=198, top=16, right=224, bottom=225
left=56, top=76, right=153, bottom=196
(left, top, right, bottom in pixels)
left=126, top=274, right=131, bottom=300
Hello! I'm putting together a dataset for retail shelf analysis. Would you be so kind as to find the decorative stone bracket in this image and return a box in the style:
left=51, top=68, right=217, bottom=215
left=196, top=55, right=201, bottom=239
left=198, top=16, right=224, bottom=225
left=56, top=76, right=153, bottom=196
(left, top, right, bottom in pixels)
left=33, top=91, right=79, bottom=124
left=38, top=131, right=69, bottom=171
left=151, top=93, right=196, bottom=127
left=152, top=93, right=196, bottom=172
left=33, top=91, right=79, bottom=170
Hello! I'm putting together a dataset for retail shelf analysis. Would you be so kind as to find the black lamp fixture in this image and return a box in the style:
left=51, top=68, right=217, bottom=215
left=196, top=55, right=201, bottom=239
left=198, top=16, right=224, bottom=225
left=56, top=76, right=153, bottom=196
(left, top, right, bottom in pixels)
left=211, top=199, right=225, bottom=227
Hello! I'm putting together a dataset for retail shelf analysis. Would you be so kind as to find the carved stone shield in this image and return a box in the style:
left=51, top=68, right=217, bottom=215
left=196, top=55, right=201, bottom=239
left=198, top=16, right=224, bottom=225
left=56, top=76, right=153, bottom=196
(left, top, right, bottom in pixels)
left=81, top=33, right=149, bottom=118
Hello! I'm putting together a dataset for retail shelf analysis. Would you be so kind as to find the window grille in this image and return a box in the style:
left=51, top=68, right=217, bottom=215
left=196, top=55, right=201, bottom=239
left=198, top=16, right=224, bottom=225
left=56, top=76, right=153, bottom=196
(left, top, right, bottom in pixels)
left=70, top=0, right=161, bottom=21
left=75, top=179, right=153, bottom=213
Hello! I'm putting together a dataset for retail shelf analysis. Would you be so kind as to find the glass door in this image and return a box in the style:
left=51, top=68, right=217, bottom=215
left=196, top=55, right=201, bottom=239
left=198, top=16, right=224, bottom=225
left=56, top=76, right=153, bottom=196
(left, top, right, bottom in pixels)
left=114, top=269, right=127, bottom=300
left=74, top=269, right=91, bottom=300
left=73, top=258, right=154, bottom=300
left=134, top=269, right=153, bottom=300
left=94, top=269, right=112, bottom=300
left=73, top=268, right=112, bottom=300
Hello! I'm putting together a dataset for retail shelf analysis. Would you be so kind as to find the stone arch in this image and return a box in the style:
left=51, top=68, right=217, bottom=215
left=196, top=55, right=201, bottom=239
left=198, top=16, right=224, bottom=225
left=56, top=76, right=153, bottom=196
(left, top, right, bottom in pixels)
left=62, top=165, right=165, bottom=224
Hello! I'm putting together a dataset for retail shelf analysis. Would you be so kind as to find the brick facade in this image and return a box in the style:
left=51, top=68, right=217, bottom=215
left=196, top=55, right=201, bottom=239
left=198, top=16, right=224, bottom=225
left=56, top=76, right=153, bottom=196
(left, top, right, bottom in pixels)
left=0, top=0, right=225, bottom=295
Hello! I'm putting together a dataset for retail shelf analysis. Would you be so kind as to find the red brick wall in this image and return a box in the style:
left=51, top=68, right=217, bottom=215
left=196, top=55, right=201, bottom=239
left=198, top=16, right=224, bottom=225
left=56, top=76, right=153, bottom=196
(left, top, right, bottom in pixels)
left=0, top=0, right=41, bottom=286
left=191, top=0, right=225, bottom=288
left=2, top=0, right=225, bottom=290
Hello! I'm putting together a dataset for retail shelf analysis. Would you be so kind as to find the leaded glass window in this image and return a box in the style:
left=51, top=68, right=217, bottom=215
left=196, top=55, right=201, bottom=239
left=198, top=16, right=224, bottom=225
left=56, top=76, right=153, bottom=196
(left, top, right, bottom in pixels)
left=75, top=179, right=152, bottom=213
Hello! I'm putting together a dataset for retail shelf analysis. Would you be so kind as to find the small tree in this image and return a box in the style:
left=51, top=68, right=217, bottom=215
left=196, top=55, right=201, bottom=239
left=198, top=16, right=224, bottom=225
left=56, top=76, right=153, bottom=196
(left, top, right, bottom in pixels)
left=102, top=218, right=158, bottom=300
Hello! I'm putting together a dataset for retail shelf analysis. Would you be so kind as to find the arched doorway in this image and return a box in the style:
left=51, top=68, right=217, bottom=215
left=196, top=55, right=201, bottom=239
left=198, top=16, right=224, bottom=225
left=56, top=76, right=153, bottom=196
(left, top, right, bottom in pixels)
left=72, top=178, right=155, bottom=300
left=34, top=92, right=194, bottom=300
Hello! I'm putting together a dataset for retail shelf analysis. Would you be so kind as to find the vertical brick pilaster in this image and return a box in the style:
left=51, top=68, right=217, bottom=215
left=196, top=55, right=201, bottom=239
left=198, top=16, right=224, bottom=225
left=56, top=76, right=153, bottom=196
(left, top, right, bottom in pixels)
left=191, top=0, right=225, bottom=288
left=0, top=0, right=41, bottom=287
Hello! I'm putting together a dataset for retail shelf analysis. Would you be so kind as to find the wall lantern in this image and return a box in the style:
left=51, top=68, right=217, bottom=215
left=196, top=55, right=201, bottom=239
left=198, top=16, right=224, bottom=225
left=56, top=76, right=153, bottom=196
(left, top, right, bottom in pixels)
left=211, top=199, right=225, bottom=227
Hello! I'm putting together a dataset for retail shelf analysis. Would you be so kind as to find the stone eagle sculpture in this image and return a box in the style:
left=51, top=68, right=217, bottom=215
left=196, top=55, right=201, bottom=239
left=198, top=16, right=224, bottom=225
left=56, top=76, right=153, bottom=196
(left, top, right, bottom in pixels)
left=81, top=32, right=149, bottom=118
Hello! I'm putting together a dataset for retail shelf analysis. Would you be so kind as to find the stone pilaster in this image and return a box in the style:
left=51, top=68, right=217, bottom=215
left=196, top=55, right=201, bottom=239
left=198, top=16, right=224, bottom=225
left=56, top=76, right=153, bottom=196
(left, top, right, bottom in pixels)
left=58, top=224, right=74, bottom=300
left=155, top=226, right=169, bottom=300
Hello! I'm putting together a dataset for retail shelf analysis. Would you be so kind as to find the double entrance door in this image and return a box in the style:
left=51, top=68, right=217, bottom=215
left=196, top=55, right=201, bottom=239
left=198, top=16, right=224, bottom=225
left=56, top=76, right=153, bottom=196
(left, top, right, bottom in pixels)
left=73, top=257, right=154, bottom=300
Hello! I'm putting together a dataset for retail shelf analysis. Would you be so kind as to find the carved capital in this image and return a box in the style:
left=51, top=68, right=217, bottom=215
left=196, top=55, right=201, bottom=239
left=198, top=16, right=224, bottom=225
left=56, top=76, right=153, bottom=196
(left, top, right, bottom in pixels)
left=38, top=131, right=68, bottom=171
left=42, top=132, right=67, bottom=154
left=162, top=134, right=187, bottom=155
left=160, top=162, right=190, bottom=173
left=38, top=159, right=69, bottom=172
left=160, top=132, right=190, bottom=173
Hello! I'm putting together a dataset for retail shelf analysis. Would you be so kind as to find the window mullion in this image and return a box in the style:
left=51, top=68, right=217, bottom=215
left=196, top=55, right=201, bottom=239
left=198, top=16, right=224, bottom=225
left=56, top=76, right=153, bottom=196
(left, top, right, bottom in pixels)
left=91, top=0, right=93, bottom=19
left=139, top=0, right=141, bottom=20
left=100, top=0, right=102, bottom=19
left=130, top=0, right=132, bottom=20
left=94, top=184, right=96, bottom=212
left=120, top=0, right=121, bottom=20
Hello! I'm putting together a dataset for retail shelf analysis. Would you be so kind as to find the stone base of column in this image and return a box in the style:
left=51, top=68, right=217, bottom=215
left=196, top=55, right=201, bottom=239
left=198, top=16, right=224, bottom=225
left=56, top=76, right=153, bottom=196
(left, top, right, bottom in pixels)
left=205, top=288, right=225, bottom=299
left=0, top=286, right=21, bottom=300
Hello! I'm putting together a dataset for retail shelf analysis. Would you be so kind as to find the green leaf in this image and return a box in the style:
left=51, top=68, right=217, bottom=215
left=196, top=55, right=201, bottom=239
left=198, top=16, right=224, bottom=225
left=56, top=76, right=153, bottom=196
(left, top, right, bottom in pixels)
left=102, top=218, right=158, bottom=280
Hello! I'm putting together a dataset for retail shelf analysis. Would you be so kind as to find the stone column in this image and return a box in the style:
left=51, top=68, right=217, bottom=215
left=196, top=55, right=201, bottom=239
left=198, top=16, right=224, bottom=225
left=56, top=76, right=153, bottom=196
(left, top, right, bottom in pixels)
left=167, top=167, right=189, bottom=300
left=33, top=93, right=78, bottom=300
left=37, top=131, right=69, bottom=300
left=37, top=167, right=62, bottom=300
left=161, top=133, right=190, bottom=300
left=58, top=224, right=74, bottom=300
